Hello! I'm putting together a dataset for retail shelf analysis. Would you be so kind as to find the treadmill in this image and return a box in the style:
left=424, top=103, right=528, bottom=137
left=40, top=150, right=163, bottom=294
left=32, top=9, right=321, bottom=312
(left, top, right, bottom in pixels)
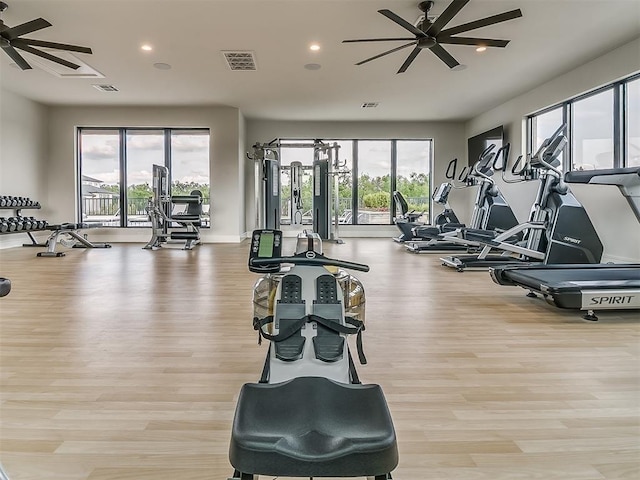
left=490, top=166, right=640, bottom=321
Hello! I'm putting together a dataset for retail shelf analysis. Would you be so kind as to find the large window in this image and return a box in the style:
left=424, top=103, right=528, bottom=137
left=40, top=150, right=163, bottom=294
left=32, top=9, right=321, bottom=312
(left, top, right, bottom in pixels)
left=527, top=74, right=638, bottom=171
left=572, top=88, right=614, bottom=170
left=126, top=130, right=164, bottom=226
left=78, top=130, right=121, bottom=226
left=78, top=128, right=210, bottom=227
left=357, top=141, right=392, bottom=225
left=627, top=77, right=640, bottom=167
left=278, top=139, right=432, bottom=225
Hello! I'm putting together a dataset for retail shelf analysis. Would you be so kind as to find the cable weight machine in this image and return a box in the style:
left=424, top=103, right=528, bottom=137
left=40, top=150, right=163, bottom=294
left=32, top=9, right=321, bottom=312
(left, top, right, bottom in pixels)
left=248, top=140, right=348, bottom=243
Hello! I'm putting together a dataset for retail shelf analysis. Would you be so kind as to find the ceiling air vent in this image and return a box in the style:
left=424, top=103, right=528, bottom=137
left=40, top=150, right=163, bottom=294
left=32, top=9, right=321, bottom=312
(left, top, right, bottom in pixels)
left=92, top=84, right=119, bottom=92
left=361, top=102, right=379, bottom=108
left=222, top=51, right=257, bottom=71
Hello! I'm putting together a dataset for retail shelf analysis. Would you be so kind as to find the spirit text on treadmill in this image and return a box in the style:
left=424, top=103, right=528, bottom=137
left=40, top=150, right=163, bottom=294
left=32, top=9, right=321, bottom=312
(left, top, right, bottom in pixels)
left=589, top=295, right=636, bottom=305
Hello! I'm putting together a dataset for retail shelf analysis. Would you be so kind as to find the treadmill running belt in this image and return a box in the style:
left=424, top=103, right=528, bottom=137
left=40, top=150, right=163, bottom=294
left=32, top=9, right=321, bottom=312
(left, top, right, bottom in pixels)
left=504, top=267, right=640, bottom=291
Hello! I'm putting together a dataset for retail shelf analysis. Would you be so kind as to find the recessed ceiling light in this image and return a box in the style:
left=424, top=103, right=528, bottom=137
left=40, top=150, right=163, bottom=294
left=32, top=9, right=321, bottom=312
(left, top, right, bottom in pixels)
left=153, top=62, right=171, bottom=70
left=309, top=43, right=320, bottom=51
left=304, top=63, right=321, bottom=70
left=141, top=44, right=153, bottom=51
left=475, top=46, right=487, bottom=52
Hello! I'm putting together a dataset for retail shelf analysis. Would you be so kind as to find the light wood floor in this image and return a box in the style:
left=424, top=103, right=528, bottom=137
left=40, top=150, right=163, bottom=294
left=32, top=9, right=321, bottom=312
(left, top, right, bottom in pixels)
left=0, top=239, right=638, bottom=480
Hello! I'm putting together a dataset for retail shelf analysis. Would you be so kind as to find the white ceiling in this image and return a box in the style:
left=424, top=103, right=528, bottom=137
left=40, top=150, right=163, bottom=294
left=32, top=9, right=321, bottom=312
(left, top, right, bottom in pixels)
left=1, top=0, right=639, bottom=121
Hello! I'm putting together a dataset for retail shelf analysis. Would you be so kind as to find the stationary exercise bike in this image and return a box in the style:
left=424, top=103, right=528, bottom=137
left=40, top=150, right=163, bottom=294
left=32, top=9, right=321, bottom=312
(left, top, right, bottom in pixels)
left=228, top=230, right=398, bottom=480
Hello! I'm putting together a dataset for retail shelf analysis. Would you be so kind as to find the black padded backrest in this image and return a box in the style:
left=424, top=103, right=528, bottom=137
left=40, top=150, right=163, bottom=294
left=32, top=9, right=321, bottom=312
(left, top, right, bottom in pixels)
left=186, top=190, right=203, bottom=215
left=392, top=191, right=409, bottom=215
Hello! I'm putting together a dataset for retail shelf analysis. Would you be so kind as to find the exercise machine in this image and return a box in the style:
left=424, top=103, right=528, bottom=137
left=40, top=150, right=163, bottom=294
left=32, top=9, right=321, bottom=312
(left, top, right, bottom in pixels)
left=144, top=164, right=203, bottom=250
left=249, top=140, right=347, bottom=242
left=441, top=125, right=603, bottom=271
left=392, top=157, right=460, bottom=243
left=406, top=143, right=520, bottom=253
left=25, top=223, right=111, bottom=257
left=490, top=166, right=640, bottom=321
left=228, top=229, right=398, bottom=479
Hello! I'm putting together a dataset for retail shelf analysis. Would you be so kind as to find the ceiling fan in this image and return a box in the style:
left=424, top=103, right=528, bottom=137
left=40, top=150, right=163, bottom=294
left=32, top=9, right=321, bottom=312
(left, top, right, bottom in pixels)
left=0, top=1, right=92, bottom=70
left=343, top=0, right=522, bottom=73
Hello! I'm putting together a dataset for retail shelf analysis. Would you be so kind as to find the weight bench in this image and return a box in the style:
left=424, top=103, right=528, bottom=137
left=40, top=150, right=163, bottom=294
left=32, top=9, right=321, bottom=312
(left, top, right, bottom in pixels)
left=31, top=223, right=111, bottom=257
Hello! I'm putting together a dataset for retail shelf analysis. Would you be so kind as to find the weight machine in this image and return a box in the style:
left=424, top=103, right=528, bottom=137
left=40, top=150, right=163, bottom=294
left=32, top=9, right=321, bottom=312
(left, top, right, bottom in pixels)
left=144, top=164, right=203, bottom=250
left=249, top=140, right=347, bottom=243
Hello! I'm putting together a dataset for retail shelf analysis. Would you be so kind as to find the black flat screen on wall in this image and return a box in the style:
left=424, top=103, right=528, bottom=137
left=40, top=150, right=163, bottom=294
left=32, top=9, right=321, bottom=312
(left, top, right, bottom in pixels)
left=467, top=126, right=504, bottom=168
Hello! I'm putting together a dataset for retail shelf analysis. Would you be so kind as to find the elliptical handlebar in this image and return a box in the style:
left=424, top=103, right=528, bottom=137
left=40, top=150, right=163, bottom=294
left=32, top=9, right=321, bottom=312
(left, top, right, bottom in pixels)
left=250, top=253, right=370, bottom=272
left=491, top=144, right=511, bottom=172
left=445, top=158, right=458, bottom=180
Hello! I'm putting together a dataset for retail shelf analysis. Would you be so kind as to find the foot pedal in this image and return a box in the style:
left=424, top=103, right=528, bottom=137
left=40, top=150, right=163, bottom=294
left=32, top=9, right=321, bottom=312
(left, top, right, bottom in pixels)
left=274, top=275, right=306, bottom=362
left=312, top=274, right=344, bottom=362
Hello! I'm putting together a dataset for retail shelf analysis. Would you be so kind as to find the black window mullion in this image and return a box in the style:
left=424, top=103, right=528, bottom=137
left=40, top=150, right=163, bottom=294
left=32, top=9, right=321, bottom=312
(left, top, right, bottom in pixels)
left=165, top=128, right=172, bottom=188
left=77, top=128, right=84, bottom=223
left=352, top=141, right=359, bottom=225
left=564, top=103, right=572, bottom=171
left=390, top=140, right=397, bottom=224
left=120, top=129, right=127, bottom=227
left=615, top=82, right=624, bottom=168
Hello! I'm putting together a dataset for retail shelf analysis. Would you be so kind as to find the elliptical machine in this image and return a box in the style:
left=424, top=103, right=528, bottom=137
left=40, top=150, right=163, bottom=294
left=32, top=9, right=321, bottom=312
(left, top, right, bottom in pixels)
left=405, top=143, right=520, bottom=253
left=228, top=230, right=398, bottom=480
left=392, top=157, right=461, bottom=243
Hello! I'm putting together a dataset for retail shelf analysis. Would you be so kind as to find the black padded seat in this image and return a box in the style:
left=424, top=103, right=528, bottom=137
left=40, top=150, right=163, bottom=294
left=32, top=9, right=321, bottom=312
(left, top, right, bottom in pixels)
left=229, top=376, right=398, bottom=478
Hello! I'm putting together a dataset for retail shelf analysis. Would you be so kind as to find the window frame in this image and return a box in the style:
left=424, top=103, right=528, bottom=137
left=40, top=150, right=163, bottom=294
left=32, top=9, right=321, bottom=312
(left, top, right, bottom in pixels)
left=77, top=127, right=210, bottom=228
left=526, top=73, right=640, bottom=171
left=279, top=138, right=434, bottom=226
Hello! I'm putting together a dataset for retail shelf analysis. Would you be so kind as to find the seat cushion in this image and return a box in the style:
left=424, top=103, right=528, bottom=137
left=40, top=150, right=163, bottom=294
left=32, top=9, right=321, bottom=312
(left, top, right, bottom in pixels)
left=229, top=376, right=398, bottom=477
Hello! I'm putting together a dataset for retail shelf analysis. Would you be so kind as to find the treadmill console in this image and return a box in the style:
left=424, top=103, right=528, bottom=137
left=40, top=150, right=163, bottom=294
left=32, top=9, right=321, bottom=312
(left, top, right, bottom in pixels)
left=249, top=229, right=282, bottom=273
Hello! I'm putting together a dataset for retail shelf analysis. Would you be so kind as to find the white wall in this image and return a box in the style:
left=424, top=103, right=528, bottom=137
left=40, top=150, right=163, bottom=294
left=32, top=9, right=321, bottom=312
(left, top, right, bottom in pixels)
left=466, top=37, right=640, bottom=262
left=0, top=89, right=49, bottom=248
left=245, top=120, right=466, bottom=236
left=46, top=105, right=245, bottom=243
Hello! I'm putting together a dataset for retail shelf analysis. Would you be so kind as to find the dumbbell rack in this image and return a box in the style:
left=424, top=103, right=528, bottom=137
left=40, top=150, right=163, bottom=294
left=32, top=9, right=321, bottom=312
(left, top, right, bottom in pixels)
left=0, top=196, right=49, bottom=245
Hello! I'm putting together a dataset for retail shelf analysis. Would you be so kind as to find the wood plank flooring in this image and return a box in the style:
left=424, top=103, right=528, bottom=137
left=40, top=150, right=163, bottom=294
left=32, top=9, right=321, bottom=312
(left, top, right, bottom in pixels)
left=0, top=239, right=638, bottom=480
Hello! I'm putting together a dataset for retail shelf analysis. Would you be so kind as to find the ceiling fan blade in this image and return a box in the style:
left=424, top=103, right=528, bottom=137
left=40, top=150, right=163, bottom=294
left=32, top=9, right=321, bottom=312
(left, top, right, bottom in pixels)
left=3, top=18, right=51, bottom=40
left=13, top=43, right=80, bottom=69
left=16, top=38, right=92, bottom=54
left=437, top=36, right=510, bottom=48
left=355, top=41, right=416, bottom=66
left=378, top=9, right=426, bottom=37
left=429, top=43, right=460, bottom=69
left=1, top=38, right=31, bottom=69
left=397, top=46, right=421, bottom=74
left=439, top=9, right=523, bottom=37
left=425, top=0, right=470, bottom=36
left=343, top=37, right=417, bottom=43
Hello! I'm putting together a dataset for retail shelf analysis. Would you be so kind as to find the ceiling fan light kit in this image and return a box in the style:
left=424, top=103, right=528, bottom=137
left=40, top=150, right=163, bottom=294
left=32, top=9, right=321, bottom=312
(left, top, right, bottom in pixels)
left=0, top=1, right=92, bottom=71
left=343, top=0, right=522, bottom=73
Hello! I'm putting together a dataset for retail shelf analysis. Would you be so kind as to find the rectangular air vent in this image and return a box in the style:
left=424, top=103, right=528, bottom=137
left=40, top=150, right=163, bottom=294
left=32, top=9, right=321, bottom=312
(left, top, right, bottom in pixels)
left=222, top=51, right=257, bottom=71
left=361, top=102, right=379, bottom=108
left=92, top=84, right=119, bottom=92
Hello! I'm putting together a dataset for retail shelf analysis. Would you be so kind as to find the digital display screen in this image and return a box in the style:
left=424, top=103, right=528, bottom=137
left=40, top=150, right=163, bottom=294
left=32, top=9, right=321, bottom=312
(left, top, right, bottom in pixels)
left=258, top=232, right=274, bottom=258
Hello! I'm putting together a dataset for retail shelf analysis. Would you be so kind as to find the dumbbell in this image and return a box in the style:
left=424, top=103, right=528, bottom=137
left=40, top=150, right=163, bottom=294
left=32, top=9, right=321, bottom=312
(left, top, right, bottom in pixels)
left=0, top=217, right=9, bottom=233
left=30, top=217, right=46, bottom=230
left=0, top=196, right=8, bottom=207
left=24, top=217, right=36, bottom=230
left=8, top=217, right=24, bottom=231
left=2, top=217, right=17, bottom=232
